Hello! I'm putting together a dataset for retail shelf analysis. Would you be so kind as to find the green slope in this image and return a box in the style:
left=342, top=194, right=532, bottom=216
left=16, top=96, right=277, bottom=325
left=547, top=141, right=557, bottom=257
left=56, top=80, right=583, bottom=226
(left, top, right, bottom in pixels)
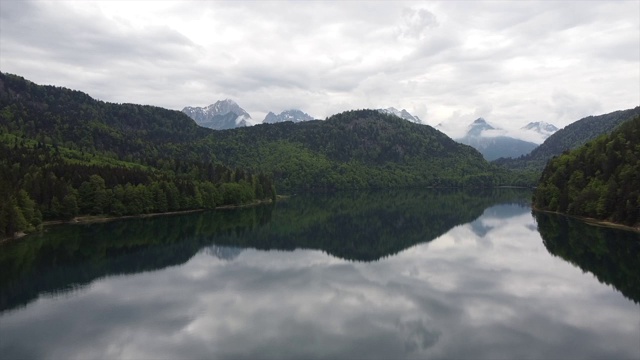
left=494, top=107, right=640, bottom=175
left=0, top=72, right=514, bottom=236
left=0, top=72, right=213, bottom=163
left=202, top=110, right=503, bottom=191
left=533, top=114, right=640, bottom=227
left=0, top=73, right=275, bottom=237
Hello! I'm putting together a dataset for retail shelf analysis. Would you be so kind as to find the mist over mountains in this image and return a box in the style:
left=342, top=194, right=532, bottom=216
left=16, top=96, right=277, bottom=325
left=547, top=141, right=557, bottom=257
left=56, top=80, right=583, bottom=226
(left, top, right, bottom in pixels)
left=454, top=118, right=541, bottom=161
left=182, top=102, right=430, bottom=130
left=522, top=121, right=559, bottom=138
left=182, top=99, right=561, bottom=153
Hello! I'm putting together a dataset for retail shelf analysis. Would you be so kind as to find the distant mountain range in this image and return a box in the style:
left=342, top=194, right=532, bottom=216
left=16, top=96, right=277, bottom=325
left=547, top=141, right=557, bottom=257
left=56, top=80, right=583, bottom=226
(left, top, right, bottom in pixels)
left=494, top=106, right=640, bottom=171
left=183, top=100, right=317, bottom=128
left=377, top=107, right=422, bottom=123
left=263, top=109, right=315, bottom=124
left=521, top=121, right=558, bottom=139
left=182, top=100, right=557, bottom=162
left=182, top=99, right=252, bottom=130
left=456, top=118, right=538, bottom=161
left=203, top=245, right=244, bottom=261
left=206, top=109, right=500, bottom=190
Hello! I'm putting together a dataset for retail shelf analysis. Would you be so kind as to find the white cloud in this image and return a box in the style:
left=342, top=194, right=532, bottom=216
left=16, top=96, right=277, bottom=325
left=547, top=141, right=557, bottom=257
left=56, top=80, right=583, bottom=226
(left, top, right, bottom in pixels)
left=0, top=1, right=637, bottom=131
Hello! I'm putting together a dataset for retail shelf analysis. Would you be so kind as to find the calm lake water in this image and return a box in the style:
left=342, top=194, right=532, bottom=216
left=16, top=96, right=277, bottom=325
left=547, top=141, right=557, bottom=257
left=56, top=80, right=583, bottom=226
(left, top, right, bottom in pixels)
left=1, top=189, right=639, bottom=359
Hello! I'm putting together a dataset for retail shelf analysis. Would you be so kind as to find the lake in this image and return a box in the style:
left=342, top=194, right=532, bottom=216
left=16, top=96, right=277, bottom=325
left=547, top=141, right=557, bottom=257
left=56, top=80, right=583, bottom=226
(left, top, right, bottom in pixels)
left=1, top=188, right=639, bottom=359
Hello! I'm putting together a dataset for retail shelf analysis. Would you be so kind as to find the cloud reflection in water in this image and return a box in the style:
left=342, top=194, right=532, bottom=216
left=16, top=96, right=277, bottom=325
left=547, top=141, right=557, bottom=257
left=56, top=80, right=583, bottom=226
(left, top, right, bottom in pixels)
left=0, top=200, right=638, bottom=360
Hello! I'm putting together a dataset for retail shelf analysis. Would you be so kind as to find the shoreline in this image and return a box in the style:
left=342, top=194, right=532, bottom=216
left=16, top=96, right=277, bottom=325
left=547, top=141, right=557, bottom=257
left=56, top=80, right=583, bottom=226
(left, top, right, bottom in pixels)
left=531, top=207, right=640, bottom=234
left=1, top=196, right=287, bottom=244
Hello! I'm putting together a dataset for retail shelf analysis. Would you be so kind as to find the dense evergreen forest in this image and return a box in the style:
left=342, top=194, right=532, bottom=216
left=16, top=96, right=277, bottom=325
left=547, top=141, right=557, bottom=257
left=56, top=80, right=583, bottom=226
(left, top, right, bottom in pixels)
left=0, top=72, right=522, bottom=238
left=0, top=73, right=275, bottom=238
left=533, top=115, right=640, bottom=227
left=201, top=110, right=521, bottom=190
left=3, top=71, right=636, bottom=237
left=494, top=107, right=640, bottom=184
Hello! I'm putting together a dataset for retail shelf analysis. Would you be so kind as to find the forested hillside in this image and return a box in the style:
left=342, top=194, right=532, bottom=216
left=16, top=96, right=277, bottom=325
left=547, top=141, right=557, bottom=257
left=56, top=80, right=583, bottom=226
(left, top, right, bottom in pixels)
left=533, top=115, right=640, bottom=228
left=0, top=72, right=525, bottom=238
left=0, top=73, right=215, bottom=162
left=0, top=73, right=275, bottom=238
left=202, top=110, right=509, bottom=190
left=494, top=107, right=640, bottom=175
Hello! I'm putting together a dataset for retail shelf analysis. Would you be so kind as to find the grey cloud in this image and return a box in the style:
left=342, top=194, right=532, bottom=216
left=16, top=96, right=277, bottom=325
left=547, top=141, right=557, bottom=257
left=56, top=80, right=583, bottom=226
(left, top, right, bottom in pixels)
left=400, top=7, right=439, bottom=39
left=1, top=2, right=196, bottom=64
left=0, top=1, right=637, bottom=127
left=2, top=201, right=639, bottom=359
left=0, top=1, right=201, bottom=107
left=548, top=90, right=603, bottom=124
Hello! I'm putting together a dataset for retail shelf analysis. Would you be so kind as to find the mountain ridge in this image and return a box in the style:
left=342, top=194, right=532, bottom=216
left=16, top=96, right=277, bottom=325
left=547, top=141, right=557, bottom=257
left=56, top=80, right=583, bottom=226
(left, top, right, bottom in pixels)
left=182, top=99, right=252, bottom=130
left=522, top=121, right=558, bottom=139
left=456, top=118, right=538, bottom=161
left=203, top=109, right=505, bottom=191
left=377, top=107, right=422, bottom=123
left=494, top=106, right=640, bottom=171
left=263, top=109, right=314, bottom=124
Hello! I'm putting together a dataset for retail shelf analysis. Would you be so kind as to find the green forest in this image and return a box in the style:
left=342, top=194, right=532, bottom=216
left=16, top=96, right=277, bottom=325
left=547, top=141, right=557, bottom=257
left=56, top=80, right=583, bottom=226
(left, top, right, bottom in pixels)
left=0, top=73, right=276, bottom=238
left=1, top=71, right=638, bottom=238
left=533, top=115, right=640, bottom=227
left=493, top=107, right=640, bottom=185
left=202, top=109, right=522, bottom=191
left=0, top=72, right=517, bottom=238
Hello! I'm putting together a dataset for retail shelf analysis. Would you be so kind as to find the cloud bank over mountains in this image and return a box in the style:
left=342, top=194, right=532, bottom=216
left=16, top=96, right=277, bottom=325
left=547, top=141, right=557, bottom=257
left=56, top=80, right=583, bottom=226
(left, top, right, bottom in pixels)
left=1, top=1, right=637, bottom=131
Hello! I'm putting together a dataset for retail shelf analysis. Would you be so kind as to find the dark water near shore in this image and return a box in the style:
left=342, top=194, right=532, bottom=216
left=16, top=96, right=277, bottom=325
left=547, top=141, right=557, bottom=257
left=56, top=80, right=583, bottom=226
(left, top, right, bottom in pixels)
left=1, top=189, right=639, bottom=359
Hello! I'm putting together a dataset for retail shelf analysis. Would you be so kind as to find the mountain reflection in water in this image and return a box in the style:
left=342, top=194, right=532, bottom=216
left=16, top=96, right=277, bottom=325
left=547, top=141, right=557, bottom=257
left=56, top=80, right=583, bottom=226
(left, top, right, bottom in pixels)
left=1, top=188, right=638, bottom=360
left=0, top=188, right=528, bottom=312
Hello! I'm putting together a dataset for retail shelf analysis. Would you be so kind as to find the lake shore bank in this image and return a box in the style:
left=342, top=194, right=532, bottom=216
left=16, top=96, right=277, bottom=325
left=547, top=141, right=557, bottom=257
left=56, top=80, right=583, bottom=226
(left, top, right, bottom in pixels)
left=532, top=207, right=640, bottom=234
left=1, top=196, right=287, bottom=244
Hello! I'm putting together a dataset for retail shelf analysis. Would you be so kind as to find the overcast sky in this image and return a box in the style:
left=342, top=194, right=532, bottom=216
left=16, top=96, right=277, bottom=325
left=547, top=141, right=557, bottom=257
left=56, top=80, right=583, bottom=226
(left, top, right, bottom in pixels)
left=1, top=0, right=638, bottom=138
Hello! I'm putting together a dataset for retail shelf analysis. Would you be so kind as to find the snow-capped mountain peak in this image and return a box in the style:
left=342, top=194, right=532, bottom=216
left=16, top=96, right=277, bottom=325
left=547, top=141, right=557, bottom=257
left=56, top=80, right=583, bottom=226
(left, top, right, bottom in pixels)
left=204, top=99, right=250, bottom=118
left=455, top=118, right=538, bottom=160
left=377, top=107, right=422, bottom=124
left=263, top=109, right=315, bottom=124
left=466, top=117, right=496, bottom=137
left=182, top=99, right=252, bottom=130
left=521, top=121, right=559, bottom=138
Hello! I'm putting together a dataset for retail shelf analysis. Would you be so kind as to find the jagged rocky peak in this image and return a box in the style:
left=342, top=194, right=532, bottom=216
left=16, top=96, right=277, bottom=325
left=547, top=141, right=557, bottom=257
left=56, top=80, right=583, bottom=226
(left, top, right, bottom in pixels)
left=377, top=107, right=422, bottom=124
left=466, top=117, right=496, bottom=137
left=456, top=118, right=537, bottom=161
left=205, top=99, right=249, bottom=117
left=521, top=121, right=559, bottom=138
left=263, top=109, right=315, bottom=124
left=182, top=99, right=252, bottom=130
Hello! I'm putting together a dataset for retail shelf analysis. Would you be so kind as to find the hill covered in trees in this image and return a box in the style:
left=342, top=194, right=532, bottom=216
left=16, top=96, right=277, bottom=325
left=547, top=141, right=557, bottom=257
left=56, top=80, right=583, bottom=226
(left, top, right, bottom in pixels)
left=201, top=110, right=510, bottom=191
left=0, top=73, right=275, bottom=238
left=533, top=114, right=640, bottom=228
left=493, top=107, right=640, bottom=184
left=0, top=72, right=545, bottom=238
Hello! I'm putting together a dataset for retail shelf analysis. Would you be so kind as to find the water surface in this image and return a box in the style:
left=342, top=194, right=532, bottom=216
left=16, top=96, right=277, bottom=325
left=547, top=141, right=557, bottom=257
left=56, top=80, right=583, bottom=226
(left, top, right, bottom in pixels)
left=1, top=189, right=638, bottom=359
